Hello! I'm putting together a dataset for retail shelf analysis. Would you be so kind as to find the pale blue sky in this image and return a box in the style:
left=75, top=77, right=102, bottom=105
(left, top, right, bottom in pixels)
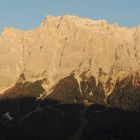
left=0, top=0, right=140, bottom=33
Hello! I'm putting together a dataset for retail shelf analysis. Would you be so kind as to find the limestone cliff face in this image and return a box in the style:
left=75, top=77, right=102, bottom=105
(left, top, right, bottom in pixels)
left=0, top=15, right=140, bottom=96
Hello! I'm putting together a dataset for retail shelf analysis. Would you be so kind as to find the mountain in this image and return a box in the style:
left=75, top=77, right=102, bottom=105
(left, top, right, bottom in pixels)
left=0, top=15, right=140, bottom=140
left=0, top=15, right=140, bottom=111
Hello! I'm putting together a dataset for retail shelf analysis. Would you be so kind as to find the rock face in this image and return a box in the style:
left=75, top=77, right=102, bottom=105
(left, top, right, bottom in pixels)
left=0, top=15, right=140, bottom=103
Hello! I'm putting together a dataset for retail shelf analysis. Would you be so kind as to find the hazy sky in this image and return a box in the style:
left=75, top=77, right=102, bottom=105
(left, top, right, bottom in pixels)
left=0, top=0, right=140, bottom=33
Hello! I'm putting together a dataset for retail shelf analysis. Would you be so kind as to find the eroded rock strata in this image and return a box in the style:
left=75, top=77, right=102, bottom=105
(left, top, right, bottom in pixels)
left=1, top=15, right=140, bottom=111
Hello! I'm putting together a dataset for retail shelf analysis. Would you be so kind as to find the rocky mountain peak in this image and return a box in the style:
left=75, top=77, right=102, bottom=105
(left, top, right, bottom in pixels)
left=0, top=15, right=140, bottom=101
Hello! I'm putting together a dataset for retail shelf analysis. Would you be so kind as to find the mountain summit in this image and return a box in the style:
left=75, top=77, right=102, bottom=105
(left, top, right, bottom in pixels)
left=0, top=15, right=140, bottom=110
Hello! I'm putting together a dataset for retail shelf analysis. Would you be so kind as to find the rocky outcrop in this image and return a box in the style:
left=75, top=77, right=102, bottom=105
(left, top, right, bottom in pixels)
left=1, top=15, right=140, bottom=106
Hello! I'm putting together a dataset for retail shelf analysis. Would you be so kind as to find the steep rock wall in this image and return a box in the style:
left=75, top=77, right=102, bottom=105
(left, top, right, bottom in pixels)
left=0, top=15, right=140, bottom=96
